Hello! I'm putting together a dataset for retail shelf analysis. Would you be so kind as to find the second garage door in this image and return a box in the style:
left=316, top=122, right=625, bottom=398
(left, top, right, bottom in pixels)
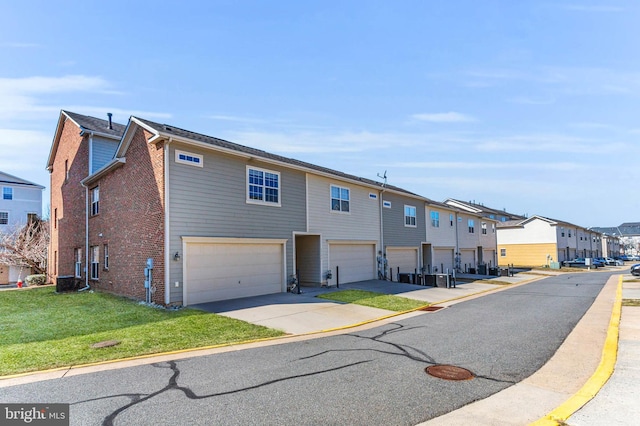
left=432, top=248, right=454, bottom=273
left=329, top=243, right=376, bottom=284
left=386, top=247, right=418, bottom=274
left=183, top=238, right=286, bottom=306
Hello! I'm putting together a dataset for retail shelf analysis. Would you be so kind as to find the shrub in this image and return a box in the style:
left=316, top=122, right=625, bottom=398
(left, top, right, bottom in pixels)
left=25, top=274, right=47, bottom=286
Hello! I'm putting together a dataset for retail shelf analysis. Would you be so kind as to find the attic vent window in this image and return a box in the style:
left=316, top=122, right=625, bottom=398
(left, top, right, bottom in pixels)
left=383, top=201, right=391, bottom=208
left=175, top=150, right=203, bottom=167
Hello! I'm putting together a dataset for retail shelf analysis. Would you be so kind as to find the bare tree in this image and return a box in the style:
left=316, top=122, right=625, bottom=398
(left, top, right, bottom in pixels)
left=0, top=218, right=49, bottom=275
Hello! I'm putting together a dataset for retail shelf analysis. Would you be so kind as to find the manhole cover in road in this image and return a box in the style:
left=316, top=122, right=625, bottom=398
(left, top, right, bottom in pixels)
left=418, top=306, right=444, bottom=312
left=426, top=365, right=474, bottom=381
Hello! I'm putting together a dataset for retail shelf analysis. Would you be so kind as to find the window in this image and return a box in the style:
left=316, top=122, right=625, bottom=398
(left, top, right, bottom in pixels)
left=175, top=150, right=203, bottom=167
left=449, top=213, right=454, bottom=227
left=468, top=219, right=475, bottom=233
left=561, top=227, right=565, bottom=237
left=500, top=248, right=506, bottom=257
left=369, top=193, right=377, bottom=200
left=2, top=187, right=12, bottom=200
left=64, top=159, right=69, bottom=182
left=53, top=251, right=57, bottom=275
left=0, top=211, right=7, bottom=225
left=405, top=205, right=417, bottom=227
left=103, top=244, right=109, bottom=270
left=489, top=214, right=495, bottom=219
left=248, top=167, right=280, bottom=205
left=331, top=185, right=350, bottom=212
left=91, top=187, right=99, bottom=216
left=27, top=213, right=38, bottom=223
left=54, top=208, right=57, bottom=229
left=430, top=211, right=439, bottom=227
left=482, top=222, right=487, bottom=235
left=568, top=230, right=572, bottom=238
left=492, top=223, right=495, bottom=233
left=75, top=248, right=82, bottom=278
left=90, top=246, right=99, bottom=280
left=383, top=201, right=391, bottom=208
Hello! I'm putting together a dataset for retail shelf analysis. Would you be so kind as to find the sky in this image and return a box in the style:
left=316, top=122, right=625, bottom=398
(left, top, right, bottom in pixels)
left=1, top=1, right=639, bottom=227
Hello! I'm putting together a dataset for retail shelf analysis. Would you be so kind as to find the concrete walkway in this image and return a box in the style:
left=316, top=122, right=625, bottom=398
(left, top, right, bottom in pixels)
left=190, top=273, right=538, bottom=334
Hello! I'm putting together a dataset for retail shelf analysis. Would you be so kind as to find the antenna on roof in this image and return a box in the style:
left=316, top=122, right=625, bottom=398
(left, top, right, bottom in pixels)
left=377, top=170, right=387, bottom=188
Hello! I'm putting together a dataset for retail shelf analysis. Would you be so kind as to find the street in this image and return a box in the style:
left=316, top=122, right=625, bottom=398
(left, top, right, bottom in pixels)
left=0, top=272, right=613, bottom=425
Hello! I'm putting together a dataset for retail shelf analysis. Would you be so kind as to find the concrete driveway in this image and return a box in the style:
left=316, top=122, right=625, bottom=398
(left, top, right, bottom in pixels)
left=190, top=277, right=524, bottom=334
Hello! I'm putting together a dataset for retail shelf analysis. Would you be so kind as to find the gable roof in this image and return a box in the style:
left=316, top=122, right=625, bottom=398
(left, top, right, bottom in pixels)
left=591, top=224, right=640, bottom=236
left=46, top=110, right=126, bottom=171
left=444, top=198, right=527, bottom=220
left=126, top=116, right=425, bottom=199
left=0, top=170, right=45, bottom=189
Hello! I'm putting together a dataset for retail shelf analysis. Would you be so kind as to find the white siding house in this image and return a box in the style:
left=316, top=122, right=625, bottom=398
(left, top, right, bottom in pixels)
left=0, top=171, right=44, bottom=284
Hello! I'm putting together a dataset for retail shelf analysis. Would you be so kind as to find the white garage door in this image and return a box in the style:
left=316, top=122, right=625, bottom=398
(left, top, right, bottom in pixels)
left=184, top=238, right=285, bottom=305
left=329, top=243, right=375, bottom=284
left=482, top=250, right=495, bottom=266
left=460, top=249, right=476, bottom=271
left=386, top=248, right=418, bottom=273
left=432, top=249, right=453, bottom=273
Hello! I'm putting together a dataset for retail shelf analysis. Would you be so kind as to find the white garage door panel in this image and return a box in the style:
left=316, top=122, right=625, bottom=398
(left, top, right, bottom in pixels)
left=483, top=250, right=495, bottom=266
left=330, top=244, right=375, bottom=284
left=432, top=249, right=453, bottom=273
left=386, top=248, right=418, bottom=272
left=460, top=250, right=475, bottom=270
left=186, top=242, right=283, bottom=305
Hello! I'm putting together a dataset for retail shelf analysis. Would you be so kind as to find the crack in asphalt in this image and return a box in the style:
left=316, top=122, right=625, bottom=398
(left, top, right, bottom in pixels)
left=302, top=323, right=517, bottom=385
left=76, top=318, right=522, bottom=424
left=73, top=359, right=371, bottom=425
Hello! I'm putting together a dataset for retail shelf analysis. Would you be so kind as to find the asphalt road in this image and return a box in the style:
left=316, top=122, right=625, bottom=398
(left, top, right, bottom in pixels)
left=0, top=272, right=613, bottom=426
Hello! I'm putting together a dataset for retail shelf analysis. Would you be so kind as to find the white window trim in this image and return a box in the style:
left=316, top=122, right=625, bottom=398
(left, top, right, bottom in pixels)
left=175, top=149, right=203, bottom=167
left=91, top=187, right=99, bottom=216
left=430, top=211, right=440, bottom=228
left=330, top=184, right=350, bottom=214
left=90, top=246, right=100, bottom=280
left=75, top=248, right=82, bottom=278
left=404, top=205, right=417, bottom=228
left=383, top=201, right=391, bottom=209
left=246, top=166, right=281, bottom=207
left=103, top=244, right=109, bottom=270
left=2, top=187, right=12, bottom=200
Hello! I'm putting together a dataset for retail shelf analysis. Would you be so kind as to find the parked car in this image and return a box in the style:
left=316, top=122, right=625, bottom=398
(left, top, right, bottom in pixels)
left=631, top=264, right=640, bottom=276
left=629, top=255, right=640, bottom=261
left=562, top=258, right=602, bottom=268
left=606, top=258, right=624, bottom=266
left=619, top=255, right=630, bottom=261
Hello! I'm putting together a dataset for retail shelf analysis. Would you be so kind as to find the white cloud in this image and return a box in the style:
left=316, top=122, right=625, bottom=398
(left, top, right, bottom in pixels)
left=411, top=112, right=477, bottom=123
left=208, top=115, right=266, bottom=124
left=0, top=75, right=109, bottom=94
left=387, top=161, right=582, bottom=171
left=556, top=4, right=624, bottom=12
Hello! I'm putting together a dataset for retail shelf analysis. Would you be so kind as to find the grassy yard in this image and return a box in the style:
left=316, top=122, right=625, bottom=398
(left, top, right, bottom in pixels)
left=0, top=287, right=285, bottom=376
left=316, top=289, right=428, bottom=311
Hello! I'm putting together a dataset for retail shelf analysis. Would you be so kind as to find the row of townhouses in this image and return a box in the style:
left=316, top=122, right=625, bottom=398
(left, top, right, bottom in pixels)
left=0, top=171, right=44, bottom=284
left=46, top=111, right=501, bottom=306
left=439, top=202, right=622, bottom=266
left=45, top=111, right=623, bottom=305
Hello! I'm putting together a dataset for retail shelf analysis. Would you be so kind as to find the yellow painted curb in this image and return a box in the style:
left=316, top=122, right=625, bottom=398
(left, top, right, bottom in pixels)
left=530, top=275, right=622, bottom=425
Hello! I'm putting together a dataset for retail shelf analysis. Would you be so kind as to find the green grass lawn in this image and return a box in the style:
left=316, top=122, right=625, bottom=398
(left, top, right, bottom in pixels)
left=316, top=289, right=428, bottom=312
left=0, top=287, right=285, bottom=376
left=622, top=299, right=640, bottom=307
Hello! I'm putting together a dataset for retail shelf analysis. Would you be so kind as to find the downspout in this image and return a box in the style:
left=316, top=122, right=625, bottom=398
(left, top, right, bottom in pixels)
left=79, top=132, right=94, bottom=292
left=80, top=182, right=90, bottom=291
left=455, top=212, right=460, bottom=273
left=164, top=138, right=172, bottom=305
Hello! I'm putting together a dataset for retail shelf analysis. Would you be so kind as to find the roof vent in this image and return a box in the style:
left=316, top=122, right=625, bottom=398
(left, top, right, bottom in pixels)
left=107, top=113, right=113, bottom=130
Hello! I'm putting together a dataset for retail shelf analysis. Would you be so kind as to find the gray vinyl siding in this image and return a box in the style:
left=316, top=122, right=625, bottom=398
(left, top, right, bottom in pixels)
left=307, top=174, right=381, bottom=275
left=167, top=143, right=306, bottom=303
left=91, top=137, right=119, bottom=173
left=381, top=192, right=425, bottom=248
